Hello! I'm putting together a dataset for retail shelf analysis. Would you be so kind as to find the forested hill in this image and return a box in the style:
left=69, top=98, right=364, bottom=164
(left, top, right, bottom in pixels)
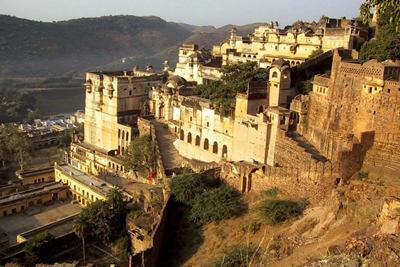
left=0, top=15, right=193, bottom=76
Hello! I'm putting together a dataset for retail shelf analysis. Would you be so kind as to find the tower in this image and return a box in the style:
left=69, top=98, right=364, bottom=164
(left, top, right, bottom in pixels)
left=268, top=58, right=292, bottom=107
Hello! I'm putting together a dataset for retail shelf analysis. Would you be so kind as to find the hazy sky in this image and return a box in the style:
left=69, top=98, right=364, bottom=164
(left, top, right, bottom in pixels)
left=1, top=0, right=366, bottom=27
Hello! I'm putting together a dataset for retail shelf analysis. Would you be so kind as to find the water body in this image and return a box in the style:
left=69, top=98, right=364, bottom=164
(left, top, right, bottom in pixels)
left=25, top=87, right=85, bottom=116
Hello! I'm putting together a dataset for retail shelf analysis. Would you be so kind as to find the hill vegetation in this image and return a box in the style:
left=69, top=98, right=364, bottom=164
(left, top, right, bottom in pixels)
left=0, top=15, right=193, bottom=76
left=0, top=15, right=267, bottom=77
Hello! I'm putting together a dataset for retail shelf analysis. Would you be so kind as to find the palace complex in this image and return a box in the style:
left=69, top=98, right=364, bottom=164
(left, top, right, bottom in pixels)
left=56, top=16, right=399, bottom=200
left=1, top=14, right=400, bottom=266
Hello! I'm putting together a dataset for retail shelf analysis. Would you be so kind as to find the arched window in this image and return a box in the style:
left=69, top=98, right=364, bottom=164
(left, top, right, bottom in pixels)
left=204, top=138, right=209, bottom=150
left=118, top=129, right=121, bottom=138
left=37, top=199, right=43, bottom=205
left=126, top=132, right=129, bottom=141
left=118, top=145, right=121, bottom=155
left=222, top=145, right=228, bottom=158
left=122, top=147, right=125, bottom=155
left=180, top=130, right=185, bottom=141
left=122, top=131, right=125, bottom=140
left=195, top=135, right=200, bottom=146
left=213, top=141, right=218, bottom=154
left=187, top=132, right=192, bottom=143
left=272, top=71, right=278, bottom=78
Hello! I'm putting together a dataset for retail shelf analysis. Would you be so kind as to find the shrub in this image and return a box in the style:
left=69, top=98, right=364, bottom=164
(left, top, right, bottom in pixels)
left=298, top=197, right=310, bottom=210
left=357, top=171, right=368, bottom=180
left=309, top=48, right=324, bottom=58
left=242, top=221, right=260, bottom=234
left=254, top=199, right=300, bottom=225
left=209, top=244, right=255, bottom=267
left=126, top=209, right=143, bottom=221
left=169, top=173, right=205, bottom=206
left=189, top=185, right=238, bottom=223
left=263, top=187, right=279, bottom=198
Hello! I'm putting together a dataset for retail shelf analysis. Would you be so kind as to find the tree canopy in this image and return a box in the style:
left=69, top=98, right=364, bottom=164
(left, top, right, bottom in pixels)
left=123, top=134, right=157, bottom=177
left=0, top=128, right=34, bottom=170
left=195, top=61, right=269, bottom=110
left=360, top=0, right=400, bottom=32
left=73, top=188, right=127, bottom=243
left=359, top=3, right=400, bottom=63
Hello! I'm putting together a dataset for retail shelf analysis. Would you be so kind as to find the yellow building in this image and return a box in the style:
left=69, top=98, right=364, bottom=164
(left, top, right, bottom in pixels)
left=0, top=182, right=69, bottom=218
left=218, top=18, right=367, bottom=67
left=15, top=167, right=55, bottom=186
left=54, top=163, right=111, bottom=206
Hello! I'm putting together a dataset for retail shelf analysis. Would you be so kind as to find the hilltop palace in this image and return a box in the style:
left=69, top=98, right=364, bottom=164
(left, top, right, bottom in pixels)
left=2, top=15, right=400, bottom=264
left=50, top=16, right=399, bottom=207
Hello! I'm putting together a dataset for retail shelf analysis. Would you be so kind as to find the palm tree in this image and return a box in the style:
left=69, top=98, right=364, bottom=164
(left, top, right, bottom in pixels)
left=107, top=186, right=124, bottom=211
left=73, top=213, right=91, bottom=265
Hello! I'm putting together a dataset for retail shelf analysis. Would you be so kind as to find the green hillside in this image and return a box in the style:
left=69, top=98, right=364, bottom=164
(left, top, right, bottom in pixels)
left=0, top=15, right=193, bottom=76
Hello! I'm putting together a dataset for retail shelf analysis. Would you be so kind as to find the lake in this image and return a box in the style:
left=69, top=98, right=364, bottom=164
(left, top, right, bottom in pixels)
left=25, top=87, right=86, bottom=116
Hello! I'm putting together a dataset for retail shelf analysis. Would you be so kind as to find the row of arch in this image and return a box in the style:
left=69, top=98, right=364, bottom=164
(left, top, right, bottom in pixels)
left=118, top=129, right=130, bottom=141
left=180, top=130, right=228, bottom=158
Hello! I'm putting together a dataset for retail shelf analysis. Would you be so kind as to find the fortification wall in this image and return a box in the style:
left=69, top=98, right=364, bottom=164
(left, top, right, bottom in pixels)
left=274, top=130, right=319, bottom=167
left=301, top=51, right=400, bottom=180
left=220, top=161, right=339, bottom=203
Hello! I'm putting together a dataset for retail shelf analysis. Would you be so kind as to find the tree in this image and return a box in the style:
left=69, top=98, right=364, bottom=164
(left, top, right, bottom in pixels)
left=57, top=129, right=73, bottom=147
left=308, top=48, right=324, bottom=59
left=195, top=61, right=269, bottom=110
left=107, top=186, right=125, bottom=212
left=6, top=130, right=34, bottom=170
left=360, top=0, right=400, bottom=32
left=123, top=135, right=156, bottom=178
left=27, top=109, right=45, bottom=124
left=73, top=212, right=92, bottom=265
left=24, top=231, right=54, bottom=266
left=359, top=4, right=400, bottom=63
left=0, top=139, right=12, bottom=169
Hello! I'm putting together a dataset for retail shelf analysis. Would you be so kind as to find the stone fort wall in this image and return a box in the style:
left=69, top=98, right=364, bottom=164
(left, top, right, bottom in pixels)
left=220, top=129, right=340, bottom=203
left=302, top=50, right=400, bottom=180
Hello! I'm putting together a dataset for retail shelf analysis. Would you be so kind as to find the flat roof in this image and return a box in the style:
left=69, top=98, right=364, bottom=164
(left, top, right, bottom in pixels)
left=56, top=165, right=112, bottom=196
left=0, top=182, right=67, bottom=206
left=0, top=201, right=82, bottom=245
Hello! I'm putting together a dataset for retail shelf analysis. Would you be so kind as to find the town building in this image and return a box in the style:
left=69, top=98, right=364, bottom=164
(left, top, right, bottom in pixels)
left=69, top=68, right=164, bottom=177
left=175, top=17, right=368, bottom=85
left=151, top=59, right=294, bottom=166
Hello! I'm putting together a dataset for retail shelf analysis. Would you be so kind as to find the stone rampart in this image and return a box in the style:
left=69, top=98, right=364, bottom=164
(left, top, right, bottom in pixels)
left=220, top=160, right=339, bottom=204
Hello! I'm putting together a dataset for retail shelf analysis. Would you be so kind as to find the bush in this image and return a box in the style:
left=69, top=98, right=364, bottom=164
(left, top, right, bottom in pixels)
left=357, top=171, right=368, bottom=180
left=263, top=187, right=278, bottom=198
left=298, top=197, right=310, bottom=210
left=209, top=244, right=255, bottom=267
left=189, top=185, right=238, bottom=223
left=169, top=173, right=205, bottom=206
left=254, top=199, right=300, bottom=225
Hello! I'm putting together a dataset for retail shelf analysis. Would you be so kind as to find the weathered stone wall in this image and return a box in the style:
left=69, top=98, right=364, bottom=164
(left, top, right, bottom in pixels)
left=220, top=161, right=339, bottom=204
left=363, top=133, right=400, bottom=179
left=137, top=117, right=166, bottom=183
left=274, top=130, right=319, bottom=167
left=301, top=50, right=400, bottom=180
